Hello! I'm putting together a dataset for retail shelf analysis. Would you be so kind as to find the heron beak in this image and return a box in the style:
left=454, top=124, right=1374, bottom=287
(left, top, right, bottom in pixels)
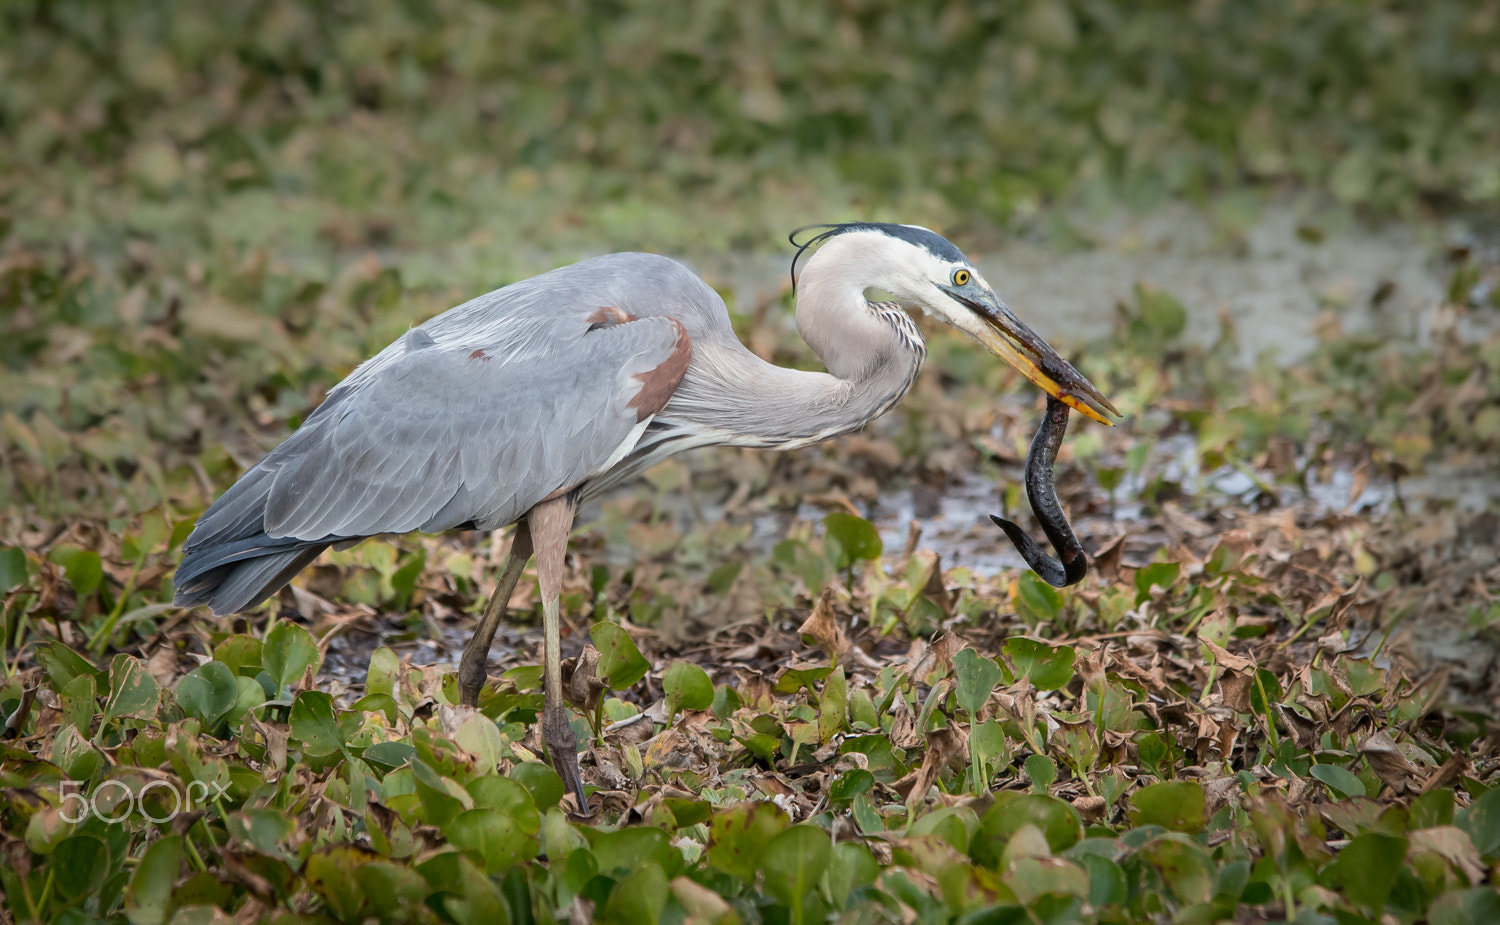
left=941, top=286, right=1120, bottom=425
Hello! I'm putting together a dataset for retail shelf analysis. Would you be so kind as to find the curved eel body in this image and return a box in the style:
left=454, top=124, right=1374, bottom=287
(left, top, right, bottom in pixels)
left=990, top=395, right=1087, bottom=587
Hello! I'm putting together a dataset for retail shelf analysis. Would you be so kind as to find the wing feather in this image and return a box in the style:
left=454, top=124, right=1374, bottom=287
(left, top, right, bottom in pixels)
left=254, top=311, right=689, bottom=542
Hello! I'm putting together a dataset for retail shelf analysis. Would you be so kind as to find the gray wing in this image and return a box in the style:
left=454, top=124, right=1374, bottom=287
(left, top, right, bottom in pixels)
left=259, top=314, right=687, bottom=540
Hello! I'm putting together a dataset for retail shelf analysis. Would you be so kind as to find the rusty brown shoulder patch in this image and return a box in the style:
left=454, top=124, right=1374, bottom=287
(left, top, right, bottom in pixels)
left=626, top=318, right=692, bottom=423
left=585, top=306, right=633, bottom=328
left=469, top=349, right=488, bottom=360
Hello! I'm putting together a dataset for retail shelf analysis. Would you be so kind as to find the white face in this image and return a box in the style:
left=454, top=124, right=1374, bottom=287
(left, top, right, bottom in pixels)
left=854, top=228, right=996, bottom=322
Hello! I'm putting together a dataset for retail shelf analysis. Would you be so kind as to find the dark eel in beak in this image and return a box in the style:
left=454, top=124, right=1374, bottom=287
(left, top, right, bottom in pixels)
left=991, top=395, right=1087, bottom=587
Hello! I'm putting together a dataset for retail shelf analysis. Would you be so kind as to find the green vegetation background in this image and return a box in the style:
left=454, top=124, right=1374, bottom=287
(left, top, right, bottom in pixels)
left=3, top=3, right=1500, bottom=925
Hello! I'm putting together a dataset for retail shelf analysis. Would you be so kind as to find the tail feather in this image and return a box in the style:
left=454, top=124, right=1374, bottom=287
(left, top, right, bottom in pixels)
left=175, top=460, right=349, bottom=616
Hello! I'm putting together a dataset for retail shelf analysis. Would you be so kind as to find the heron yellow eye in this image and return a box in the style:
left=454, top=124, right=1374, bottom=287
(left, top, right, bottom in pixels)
left=953, top=269, right=971, bottom=286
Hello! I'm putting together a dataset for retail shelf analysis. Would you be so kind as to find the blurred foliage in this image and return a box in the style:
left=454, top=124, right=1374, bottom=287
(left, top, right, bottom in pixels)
left=2, top=0, right=1498, bottom=268
left=2, top=1, right=1500, bottom=921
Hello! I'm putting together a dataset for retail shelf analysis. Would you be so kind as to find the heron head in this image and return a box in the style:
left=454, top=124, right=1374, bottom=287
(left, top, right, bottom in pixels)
left=792, top=222, right=1120, bottom=425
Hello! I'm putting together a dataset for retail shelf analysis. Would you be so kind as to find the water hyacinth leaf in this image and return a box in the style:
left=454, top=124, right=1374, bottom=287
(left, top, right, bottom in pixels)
left=775, top=663, right=835, bottom=694
left=1331, top=832, right=1408, bottom=915
left=589, top=826, right=676, bottom=877
left=1003, top=638, right=1076, bottom=691
left=759, top=825, right=832, bottom=920
left=1140, top=836, right=1215, bottom=905
left=37, top=641, right=106, bottom=692
left=1428, top=887, right=1500, bottom=925
left=975, top=794, right=1083, bottom=866
left=0, top=545, right=26, bottom=592
left=104, top=654, right=159, bottom=723
left=355, top=861, right=430, bottom=915
left=591, top=622, right=650, bottom=689
left=708, top=801, right=790, bottom=880
left=1025, top=753, right=1058, bottom=793
left=467, top=777, right=540, bottom=833
left=603, top=863, right=669, bottom=925
left=212, top=634, right=263, bottom=678
left=825, top=511, right=882, bottom=570
left=175, top=660, right=239, bottom=726
left=48, top=544, right=103, bottom=597
left=1311, top=763, right=1367, bottom=800
left=366, top=645, right=400, bottom=698
left=663, top=660, right=714, bottom=720
left=447, top=808, right=534, bottom=873
left=364, top=741, right=417, bottom=770
left=953, top=647, right=1005, bottom=718
left=830, top=768, right=876, bottom=804
left=1017, top=571, right=1063, bottom=621
left=1129, top=781, right=1208, bottom=833
left=510, top=762, right=564, bottom=811
left=263, top=621, right=320, bottom=693
left=125, top=834, right=181, bottom=925
left=52, top=834, right=109, bottom=900
left=305, top=845, right=377, bottom=921
left=1134, top=562, right=1181, bottom=603
left=819, top=665, right=847, bottom=744
left=1457, top=784, right=1500, bottom=857
left=289, top=690, right=345, bottom=758
left=59, top=673, right=97, bottom=733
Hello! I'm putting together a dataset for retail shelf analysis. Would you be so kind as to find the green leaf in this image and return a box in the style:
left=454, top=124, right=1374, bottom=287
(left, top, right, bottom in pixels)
left=1140, top=835, right=1215, bottom=905
left=760, top=825, right=831, bottom=923
left=819, top=666, right=847, bottom=744
left=1024, top=754, right=1058, bottom=793
left=1003, top=638, right=1076, bottom=691
left=1134, top=562, right=1181, bottom=603
left=305, top=845, right=375, bottom=921
left=973, top=794, right=1083, bottom=866
left=588, top=826, right=677, bottom=878
left=953, top=648, right=1004, bottom=718
left=1458, top=783, right=1500, bottom=857
left=825, top=512, right=882, bottom=569
left=774, top=664, right=834, bottom=694
left=48, top=544, right=103, bottom=597
left=0, top=546, right=27, bottom=592
left=289, top=690, right=345, bottom=758
left=510, top=762, right=564, bottom=811
left=1330, top=832, right=1408, bottom=915
left=37, top=641, right=104, bottom=692
left=1017, top=571, right=1063, bottom=620
left=708, top=801, right=790, bottom=880
left=53, top=834, right=109, bottom=901
left=262, top=621, right=320, bottom=693
left=1310, top=763, right=1366, bottom=800
left=447, top=808, right=534, bottom=873
left=830, top=769, right=875, bottom=804
left=1130, top=781, right=1208, bottom=833
left=125, top=834, right=181, bottom=925
left=103, top=654, right=159, bottom=724
left=212, top=635, right=263, bottom=677
left=603, top=863, right=668, bottom=925
left=366, top=646, right=400, bottom=698
left=591, top=622, right=650, bottom=689
left=175, top=661, right=239, bottom=726
left=1249, top=668, right=1283, bottom=715
left=663, top=660, right=713, bottom=721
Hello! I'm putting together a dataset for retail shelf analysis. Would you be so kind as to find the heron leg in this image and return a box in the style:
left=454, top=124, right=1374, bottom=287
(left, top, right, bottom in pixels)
left=458, top=522, right=534, bottom=708
left=529, top=496, right=588, bottom=813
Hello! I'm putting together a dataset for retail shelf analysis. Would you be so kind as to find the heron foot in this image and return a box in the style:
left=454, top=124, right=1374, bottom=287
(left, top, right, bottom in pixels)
left=543, top=700, right=590, bottom=814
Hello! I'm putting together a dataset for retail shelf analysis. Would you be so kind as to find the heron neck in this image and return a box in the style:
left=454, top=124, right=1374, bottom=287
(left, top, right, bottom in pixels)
left=665, top=281, right=924, bottom=449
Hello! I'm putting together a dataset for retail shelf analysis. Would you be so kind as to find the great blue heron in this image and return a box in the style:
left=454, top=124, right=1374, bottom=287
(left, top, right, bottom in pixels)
left=174, top=222, right=1118, bottom=811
